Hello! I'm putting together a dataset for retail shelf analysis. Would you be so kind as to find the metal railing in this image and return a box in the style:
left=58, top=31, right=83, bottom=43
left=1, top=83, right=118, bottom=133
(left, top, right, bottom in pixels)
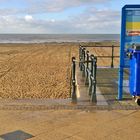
left=79, top=46, right=97, bottom=103
left=71, top=57, right=77, bottom=103
left=71, top=44, right=119, bottom=103
left=80, top=45, right=119, bottom=68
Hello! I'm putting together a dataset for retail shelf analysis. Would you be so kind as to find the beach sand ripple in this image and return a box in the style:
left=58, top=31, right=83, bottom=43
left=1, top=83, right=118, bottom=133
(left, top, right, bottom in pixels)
left=0, top=43, right=78, bottom=99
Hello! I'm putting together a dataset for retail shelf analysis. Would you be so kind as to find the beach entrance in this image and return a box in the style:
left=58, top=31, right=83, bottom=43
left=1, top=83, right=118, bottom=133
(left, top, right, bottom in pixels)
left=70, top=43, right=140, bottom=109
left=0, top=43, right=139, bottom=110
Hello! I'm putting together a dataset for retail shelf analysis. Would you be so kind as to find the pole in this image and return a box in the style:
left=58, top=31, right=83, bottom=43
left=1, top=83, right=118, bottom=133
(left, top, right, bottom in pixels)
left=89, top=55, right=94, bottom=96
left=82, top=48, right=86, bottom=77
left=79, top=45, right=82, bottom=69
left=91, top=57, right=97, bottom=103
left=71, top=57, right=77, bottom=103
left=85, top=51, right=89, bottom=85
left=118, top=6, right=126, bottom=100
left=111, top=45, right=114, bottom=68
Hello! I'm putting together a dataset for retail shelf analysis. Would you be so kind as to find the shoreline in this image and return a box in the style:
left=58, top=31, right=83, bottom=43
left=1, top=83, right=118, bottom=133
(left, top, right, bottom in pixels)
left=0, top=33, right=120, bottom=44
left=0, top=40, right=120, bottom=43
left=0, top=41, right=120, bottom=46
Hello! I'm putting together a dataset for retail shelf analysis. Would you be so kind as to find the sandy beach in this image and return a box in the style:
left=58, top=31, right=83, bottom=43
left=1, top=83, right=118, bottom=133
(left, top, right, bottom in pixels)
left=1, top=43, right=140, bottom=140
left=1, top=1, right=139, bottom=139
left=0, top=43, right=78, bottom=99
left=0, top=42, right=119, bottom=99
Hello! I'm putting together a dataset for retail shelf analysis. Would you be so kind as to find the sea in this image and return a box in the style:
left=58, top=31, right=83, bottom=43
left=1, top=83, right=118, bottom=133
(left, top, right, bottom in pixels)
left=0, top=34, right=120, bottom=43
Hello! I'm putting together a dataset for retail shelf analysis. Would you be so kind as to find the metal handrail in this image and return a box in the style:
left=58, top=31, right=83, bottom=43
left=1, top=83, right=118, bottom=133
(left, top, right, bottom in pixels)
left=71, top=44, right=119, bottom=103
left=79, top=46, right=97, bottom=103
left=79, top=44, right=119, bottom=68
left=71, top=57, right=77, bottom=103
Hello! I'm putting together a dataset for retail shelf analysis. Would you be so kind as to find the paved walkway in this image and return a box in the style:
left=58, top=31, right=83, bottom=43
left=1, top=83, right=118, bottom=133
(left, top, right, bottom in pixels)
left=75, top=65, right=108, bottom=106
left=96, top=68, right=138, bottom=107
left=0, top=110, right=140, bottom=140
left=75, top=66, right=140, bottom=109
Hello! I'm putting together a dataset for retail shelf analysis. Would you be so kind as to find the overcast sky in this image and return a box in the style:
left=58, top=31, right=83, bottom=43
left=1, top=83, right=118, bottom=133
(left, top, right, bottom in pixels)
left=0, top=0, right=140, bottom=34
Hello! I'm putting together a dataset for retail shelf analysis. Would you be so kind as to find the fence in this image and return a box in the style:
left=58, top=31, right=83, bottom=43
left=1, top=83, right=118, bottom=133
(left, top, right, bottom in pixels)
left=79, top=46, right=97, bottom=103
left=71, top=47, right=97, bottom=103
left=71, top=44, right=119, bottom=103
left=80, top=45, right=119, bottom=68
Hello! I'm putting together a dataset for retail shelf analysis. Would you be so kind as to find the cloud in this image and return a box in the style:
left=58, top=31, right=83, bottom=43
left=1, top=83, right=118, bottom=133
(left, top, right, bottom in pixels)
left=0, top=0, right=111, bottom=15
left=0, top=0, right=121, bottom=33
left=50, top=19, right=55, bottom=23
left=25, top=15, right=33, bottom=22
left=0, top=8, right=19, bottom=16
left=0, top=15, right=58, bottom=33
left=70, top=8, right=121, bottom=33
left=26, top=0, right=111, bottom=13
left=0, top=8, right=121, bottom=34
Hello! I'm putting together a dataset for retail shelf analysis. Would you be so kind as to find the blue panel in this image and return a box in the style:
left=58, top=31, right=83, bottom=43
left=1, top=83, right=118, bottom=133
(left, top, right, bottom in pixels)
left=129, top=50, right=140, bottom=96
left=118, top=5, right=140, bottom=100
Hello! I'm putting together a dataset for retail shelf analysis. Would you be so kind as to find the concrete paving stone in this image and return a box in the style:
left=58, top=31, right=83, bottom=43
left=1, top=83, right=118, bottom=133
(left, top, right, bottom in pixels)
left=104, top=134, right=122, bottom=140
left=0, top=109, right=140, bottom=140
left=27, top=137, right=43, bottom=140
left=34, top=130, right=70, bottom=140
left=111, top=129, right=139, bottom=140
left=64, top=138, right=82, bottom=140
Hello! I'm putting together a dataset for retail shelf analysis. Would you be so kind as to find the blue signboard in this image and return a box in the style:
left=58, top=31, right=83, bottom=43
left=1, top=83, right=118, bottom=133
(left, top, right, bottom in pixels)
left=118, top=5, right=140, bottom=100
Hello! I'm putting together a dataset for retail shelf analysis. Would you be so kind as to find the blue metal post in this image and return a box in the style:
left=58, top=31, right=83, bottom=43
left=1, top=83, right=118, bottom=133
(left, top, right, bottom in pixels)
left=118, top=6, right=126, bottom=100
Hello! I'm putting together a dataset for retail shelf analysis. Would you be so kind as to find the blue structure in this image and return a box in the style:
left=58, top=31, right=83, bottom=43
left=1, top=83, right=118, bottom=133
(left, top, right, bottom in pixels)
left=129, top=46, right=140, bottom=96
left=118, top=5, right=140, bottom=101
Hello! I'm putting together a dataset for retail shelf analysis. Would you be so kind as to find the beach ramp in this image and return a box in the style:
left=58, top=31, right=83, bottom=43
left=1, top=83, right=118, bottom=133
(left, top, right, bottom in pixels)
left=75, top=65, right=108, bottom=106
left=70, top=44, right=140, bottom=109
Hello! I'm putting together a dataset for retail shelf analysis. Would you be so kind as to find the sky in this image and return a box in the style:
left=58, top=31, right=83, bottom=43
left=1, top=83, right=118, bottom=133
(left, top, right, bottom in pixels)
left=0, top=0, right=140, bottom=34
